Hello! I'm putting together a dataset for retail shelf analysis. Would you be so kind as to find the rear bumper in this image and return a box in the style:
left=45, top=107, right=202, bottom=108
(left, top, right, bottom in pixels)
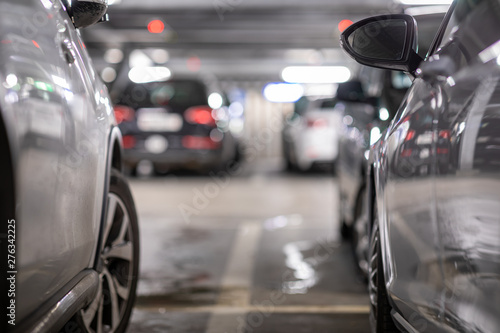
left=123, top=148, right=223, bottom=169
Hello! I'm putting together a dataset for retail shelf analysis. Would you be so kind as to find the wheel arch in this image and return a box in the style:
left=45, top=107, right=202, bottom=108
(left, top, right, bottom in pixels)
left=91, top=126, right=123, bottom=269
left=111, top=133, right=123, bottom=173
left=368, top=161, right=398, bottom=310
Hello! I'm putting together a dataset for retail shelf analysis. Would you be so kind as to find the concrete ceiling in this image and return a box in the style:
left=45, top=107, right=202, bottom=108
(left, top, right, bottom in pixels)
left=83, top=0, right=405, bottom=83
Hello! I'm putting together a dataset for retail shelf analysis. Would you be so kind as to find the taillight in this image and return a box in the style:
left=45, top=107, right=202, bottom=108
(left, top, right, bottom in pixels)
left=182, top=136, right=219, bottom=150
left=114, top=105, right=135, bottom=124
left=122, top=135, right=136, bottom=149
left=185, top=106, right=216, bottom=126
left=405, top=129, right=416, bottom=141
left=439, top=130, right=451, bottom=139
left=307, top=118, right=328, bottom=128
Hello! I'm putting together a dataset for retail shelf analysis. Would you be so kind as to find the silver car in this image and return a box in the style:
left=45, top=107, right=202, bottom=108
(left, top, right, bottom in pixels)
left=0, top=1, right=139, bottom=332
left=341, top=0, right=500, bottom=332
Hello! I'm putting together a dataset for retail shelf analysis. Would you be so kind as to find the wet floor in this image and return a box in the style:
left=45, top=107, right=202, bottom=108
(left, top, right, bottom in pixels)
left=126, top=159, right=369, bottom=332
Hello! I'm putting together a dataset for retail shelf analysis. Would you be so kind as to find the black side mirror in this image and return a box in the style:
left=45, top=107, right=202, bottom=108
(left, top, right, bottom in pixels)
left=63, top=0, right=109, bottom=29
left=340, top=14, right=423, bottom=73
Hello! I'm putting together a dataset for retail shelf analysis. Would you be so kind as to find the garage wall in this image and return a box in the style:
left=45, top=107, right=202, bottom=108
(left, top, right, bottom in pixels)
left=242, top=86, right=293, bottom=159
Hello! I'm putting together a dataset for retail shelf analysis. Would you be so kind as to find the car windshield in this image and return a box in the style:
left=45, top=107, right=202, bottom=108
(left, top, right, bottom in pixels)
left=116, top=80, right=208, bottom=111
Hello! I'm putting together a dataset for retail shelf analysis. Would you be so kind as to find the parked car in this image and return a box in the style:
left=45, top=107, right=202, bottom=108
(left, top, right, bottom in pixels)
left=112, top=77, right=239, bottom=175
left=335, top=80, right=380, bottom=275
left=338, top=10, right=445, bottom=278
left=282, top=97, right=342, bottom=172
left=0, top=1, right=139, bottom=332
left=341, top=0, right=500, bottom=332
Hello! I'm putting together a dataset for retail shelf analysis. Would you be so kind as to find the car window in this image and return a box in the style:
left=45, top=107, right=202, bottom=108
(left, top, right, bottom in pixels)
left=431, top=0, right=500, bottom=70
left=412, top=12, right=447, bottom=59
left=391, top=71, right=412, bottom=89
left=116, top=80, right=208, bottom=111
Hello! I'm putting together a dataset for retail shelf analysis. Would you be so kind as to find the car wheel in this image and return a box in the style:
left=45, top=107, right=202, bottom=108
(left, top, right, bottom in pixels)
left=79, top=169, right=139, bottom=333
left=340, top=220, right=352, bottom=239
left=368, top=208, right=398, bottom=333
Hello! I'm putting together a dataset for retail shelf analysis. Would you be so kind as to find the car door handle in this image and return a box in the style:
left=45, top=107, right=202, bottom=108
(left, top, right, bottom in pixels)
left=61, top=40, right=75, bottom=64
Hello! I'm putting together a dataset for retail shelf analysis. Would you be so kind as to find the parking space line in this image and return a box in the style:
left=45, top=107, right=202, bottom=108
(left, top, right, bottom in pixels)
left=205, top=221, right=262, bottom=333
left=136, top=304, right=370, bottom=314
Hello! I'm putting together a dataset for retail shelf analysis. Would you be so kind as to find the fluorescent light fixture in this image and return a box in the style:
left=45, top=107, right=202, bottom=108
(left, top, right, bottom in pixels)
left=404, top=5, right=450, bottom=15
left=263, top=83, right=304, bottom=103
left=281, top=66, right=351, bottom=84
left=208, top=92, right=224, bottom=109
left=398, top=0, right=452, bottom=5
left=128, top=66, right=171, bottom=84
left=129, top=49, right=154, bottom=68
left=303, top=84, right=337, bottom=97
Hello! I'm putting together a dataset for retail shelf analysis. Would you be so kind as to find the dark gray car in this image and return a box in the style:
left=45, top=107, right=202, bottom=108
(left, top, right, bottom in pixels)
left=341, top=0, right=500, bottom=332
left=0, top=1, right=139, bottom=332
left=338, top=11, right=445, bottom=278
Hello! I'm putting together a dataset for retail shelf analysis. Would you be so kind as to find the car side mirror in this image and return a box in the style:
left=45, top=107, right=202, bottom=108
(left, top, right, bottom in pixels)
left=63, top=0, right=109, bottom=29
left=340, top=14, right=423, bottom=74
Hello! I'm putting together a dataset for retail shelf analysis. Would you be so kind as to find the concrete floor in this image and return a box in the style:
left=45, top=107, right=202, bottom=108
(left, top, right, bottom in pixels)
left=126, top=159, right=369, bottom=332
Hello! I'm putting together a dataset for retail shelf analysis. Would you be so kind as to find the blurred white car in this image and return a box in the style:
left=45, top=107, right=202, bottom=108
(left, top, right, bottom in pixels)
left=283, top=97, right=342, bottom=171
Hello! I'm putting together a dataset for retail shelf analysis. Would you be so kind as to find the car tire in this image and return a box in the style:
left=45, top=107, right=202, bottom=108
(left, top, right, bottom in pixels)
left=78, top=168, right=140, bottom=333
left=368, top=207, right=398, bottom=333
left=340, top=220, right=352, bottom=239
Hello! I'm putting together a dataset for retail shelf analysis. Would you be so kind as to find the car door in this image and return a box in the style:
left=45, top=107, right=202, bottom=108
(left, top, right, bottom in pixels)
left=51, top=0, right=110, bottom=271
left=3, top=0, right=107, bottom=322
left=380, top=72, right=444, bottom=325
left=427, top=0, right=500, bottom=330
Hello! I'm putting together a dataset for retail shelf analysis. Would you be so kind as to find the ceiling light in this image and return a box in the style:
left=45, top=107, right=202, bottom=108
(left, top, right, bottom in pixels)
left=338, top=20, right=353, bottom=33
left=281, top=66, right=351, bottom=84
left=128, top=66, right=171, bottom=84
left=398, top=0, right=452, bottom=5
left=263, top=83, right=304, bottom=103
left=404, top=5, right=450, bottom=15
left=129, top=49, right=153, bottom=68
left=148, top=20, right=165, bottom=34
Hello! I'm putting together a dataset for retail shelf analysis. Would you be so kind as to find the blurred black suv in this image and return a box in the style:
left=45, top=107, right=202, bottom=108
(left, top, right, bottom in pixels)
left=114, top=78, right=238, bottom=174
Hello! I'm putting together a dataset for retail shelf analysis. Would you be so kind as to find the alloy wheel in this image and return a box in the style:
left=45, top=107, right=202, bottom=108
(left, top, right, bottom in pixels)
left=81, top=193, right=135, bottom=333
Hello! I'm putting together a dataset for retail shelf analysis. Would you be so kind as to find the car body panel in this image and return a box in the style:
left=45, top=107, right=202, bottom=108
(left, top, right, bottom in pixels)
left=283, top=98, right=342, bottom=171
left=430, top=1, right=500, bottom=329
left=0, top=0, right=114, bottom=323
left=363, top=0, right=500, bottom=331
left=337, top=100, right=376, bottom=226
left=374, top=77, right=444, bottom=323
